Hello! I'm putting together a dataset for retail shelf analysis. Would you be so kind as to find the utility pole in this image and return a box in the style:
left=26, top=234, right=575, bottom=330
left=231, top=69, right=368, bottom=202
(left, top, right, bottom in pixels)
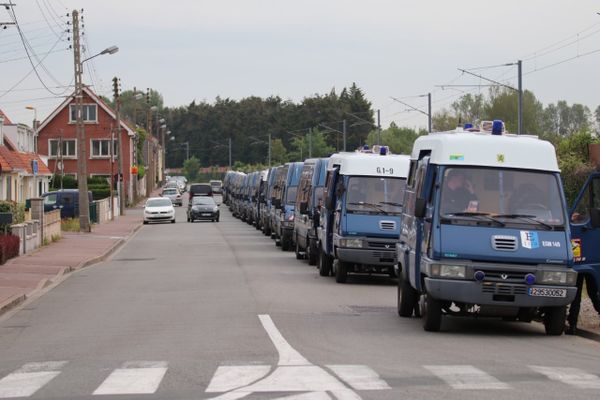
left=308, top=128, right=312, bottom=158
left=109, top=124, right=115, bottom=220
left=186, top=141, right=190, bottom=161
left=72, top=9, right=91, bottom=232
left=228, top=137, right=232, bottom=168
left=342, top=119, right=347, bottom=151
left=517, top=59, right=523, bottom=135
left=427, top=93, right=432, bottom=133
left=377, top=109, right=381, bottom=145
left=268, top=132, right=271, bottom=166
left=113, top=77, right=125, bottom=215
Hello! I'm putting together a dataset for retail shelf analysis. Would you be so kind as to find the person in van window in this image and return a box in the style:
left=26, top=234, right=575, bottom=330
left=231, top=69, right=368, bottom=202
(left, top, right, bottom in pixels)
left=442, top=169, right=477, bottom=214
left=348, top=181, right=367, bottom=203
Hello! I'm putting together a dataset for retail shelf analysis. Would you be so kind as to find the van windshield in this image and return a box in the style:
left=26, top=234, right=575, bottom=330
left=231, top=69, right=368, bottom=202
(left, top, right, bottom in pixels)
left=286, top=186, right=298, bottom=204
left=440, top=167, right=565, bottom=227
left=346, top=176, right=406, bottom=214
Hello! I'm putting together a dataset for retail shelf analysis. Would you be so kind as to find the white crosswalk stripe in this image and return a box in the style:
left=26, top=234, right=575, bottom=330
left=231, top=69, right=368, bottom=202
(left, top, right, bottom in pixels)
left=0, top=361, right=68, bottom=398
left=326, top=365, right=391, bottom=390
left=424, top=365, right=510, bottom=390
left=92, top=361, right=168, bottom=395
left=529, top=366, right=600, bottom=389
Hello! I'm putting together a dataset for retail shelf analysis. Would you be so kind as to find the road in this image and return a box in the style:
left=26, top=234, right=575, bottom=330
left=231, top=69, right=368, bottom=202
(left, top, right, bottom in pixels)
left=0, top=198, right=599, bottom=399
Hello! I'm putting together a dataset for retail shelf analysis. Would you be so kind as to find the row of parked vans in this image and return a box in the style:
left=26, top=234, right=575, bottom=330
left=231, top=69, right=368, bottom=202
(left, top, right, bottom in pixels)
left=222, top=121, right=600, bottom=335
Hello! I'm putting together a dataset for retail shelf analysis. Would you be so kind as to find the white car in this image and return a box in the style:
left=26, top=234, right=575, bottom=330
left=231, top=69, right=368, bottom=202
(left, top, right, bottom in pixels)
left=143, top=197, right=176, bottom=224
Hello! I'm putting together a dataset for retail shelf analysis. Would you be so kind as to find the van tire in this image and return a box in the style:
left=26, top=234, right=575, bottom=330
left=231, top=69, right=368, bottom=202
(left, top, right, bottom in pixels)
left=281, top=233, right=291, bottom=251
left=143, top=221, right=148, bottom=225
left=422, top=293, right=442, bottom=332
left=544, top=306, right=566, bottom=336
left=295, top=239, right=304, bottom=260
left=307, top=238, right=317, bottom=266
left=398, top=276, right=418, bottom=317
left=335, top=259, right=348, bottom=283
left=318, top=248, right=331, bottom=276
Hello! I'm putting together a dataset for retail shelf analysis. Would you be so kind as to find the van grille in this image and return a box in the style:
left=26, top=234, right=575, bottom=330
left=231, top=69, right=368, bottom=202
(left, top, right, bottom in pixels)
left=482, top=283, right=528, bottom=296
left=491, top=235, right=517, bottom=251
left=379, top=221, right=396, bottom=231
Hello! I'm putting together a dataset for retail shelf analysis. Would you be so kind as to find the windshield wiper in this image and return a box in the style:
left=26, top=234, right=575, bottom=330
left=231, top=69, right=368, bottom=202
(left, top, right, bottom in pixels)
left=444, top=212, right=505, bottom=227
left=348, top=202, right=385, bottom=213
left=493, top=214, right=555, bottom=230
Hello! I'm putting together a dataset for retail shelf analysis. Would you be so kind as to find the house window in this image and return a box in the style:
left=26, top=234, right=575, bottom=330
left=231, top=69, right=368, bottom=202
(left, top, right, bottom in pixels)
left=49, top=139, right=77, bottom=158
left=91, top=139, right=113, bottom=158
left=69, top=104, right=98, bottom=123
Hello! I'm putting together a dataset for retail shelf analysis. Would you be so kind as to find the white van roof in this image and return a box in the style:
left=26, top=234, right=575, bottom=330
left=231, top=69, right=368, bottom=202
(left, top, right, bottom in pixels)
left=411, top=130, right=559, bottom=172
left=328, top=152, right=411, bottom=178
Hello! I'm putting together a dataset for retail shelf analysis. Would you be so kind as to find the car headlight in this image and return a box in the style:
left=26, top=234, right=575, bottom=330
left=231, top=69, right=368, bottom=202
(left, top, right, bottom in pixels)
left=431, top=264, right=466, bottom=279
left=540, top=271, right=576, bottom=285
left=340, top=238, right=363, bottom=248
left=213, top=206, right=219, bottom=212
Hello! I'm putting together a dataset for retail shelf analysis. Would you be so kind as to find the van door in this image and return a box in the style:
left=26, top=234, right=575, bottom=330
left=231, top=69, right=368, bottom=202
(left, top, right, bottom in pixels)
left=569, top=172, right=600, bottom=288
left=410, top=156, right=434, bottom=292
left=321, top=166, right=339, bottom=255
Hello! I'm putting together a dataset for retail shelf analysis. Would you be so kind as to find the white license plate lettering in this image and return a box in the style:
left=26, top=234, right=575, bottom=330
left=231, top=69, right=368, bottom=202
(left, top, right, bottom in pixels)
left=529, top=288, right=567, bottom=298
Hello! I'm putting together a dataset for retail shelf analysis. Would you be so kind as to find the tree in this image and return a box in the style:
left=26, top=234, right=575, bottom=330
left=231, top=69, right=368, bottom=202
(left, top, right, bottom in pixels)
left=451, top=93, right=485, bottom=123
left=432, top=109, right=459, bottom=132
left=365, top=122, right=425, bottom=154
left=288, top=130, right=335, bottom=161
left=270, top=139, right=288, bottom=165
left=183, top=156, right=200, bottom=182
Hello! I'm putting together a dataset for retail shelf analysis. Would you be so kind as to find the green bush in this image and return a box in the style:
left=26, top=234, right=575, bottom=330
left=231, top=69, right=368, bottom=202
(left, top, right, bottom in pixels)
left=0, top=201, right=25, bottom=233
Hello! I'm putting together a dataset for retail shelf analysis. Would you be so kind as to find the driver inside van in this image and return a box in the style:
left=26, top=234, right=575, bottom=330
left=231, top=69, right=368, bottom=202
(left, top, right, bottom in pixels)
left=442, top=169, right=478, bottom=214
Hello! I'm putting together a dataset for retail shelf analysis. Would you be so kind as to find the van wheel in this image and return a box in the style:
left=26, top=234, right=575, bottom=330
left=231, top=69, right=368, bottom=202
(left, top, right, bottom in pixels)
left=307, top=238, right=317, bottom=266
left=398, top=275, right=419, bottom=317
left=544, top=306, right=566, bottom=336
left=143, top=221, right=148, bottom=225
left=295, top=239, right=304, bottom=260
left=421, top=293, right=442, bottom=332
left=281, top=235, right=291, bottom=251
left=318, top=248, right=331, bottom=276
left=334, top=259, right=349, bottom=283
left=171, top=219, right=176, bottom=224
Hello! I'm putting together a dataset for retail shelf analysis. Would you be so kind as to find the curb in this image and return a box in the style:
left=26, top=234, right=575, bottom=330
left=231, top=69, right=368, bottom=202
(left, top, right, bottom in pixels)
left=576, top=328, right=600, bottom=342
left=0, top=294, right=26, bottom=315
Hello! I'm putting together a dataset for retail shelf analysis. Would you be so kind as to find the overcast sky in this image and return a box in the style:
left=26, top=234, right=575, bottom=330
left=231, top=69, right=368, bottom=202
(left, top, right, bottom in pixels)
left=1, top=0, right=599, bottom=131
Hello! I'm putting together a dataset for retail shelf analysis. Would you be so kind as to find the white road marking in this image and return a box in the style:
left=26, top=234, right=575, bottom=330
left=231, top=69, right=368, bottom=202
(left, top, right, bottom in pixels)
left=530, top=366, right=600, bottom=389
left=327, top=365, right=391, bottom=390
left=206, top=366, right=271, bottom=392
left=240, top=365, right=348, bottom=392
left=0, top=361, right=67, bottom=398
left=273, top=392, right=332, bottom=400
left=92, top=361, right=167, bottom=395
left=424, top=365, right=510, bottom=390
left=258, top=314, right=311, bottom=366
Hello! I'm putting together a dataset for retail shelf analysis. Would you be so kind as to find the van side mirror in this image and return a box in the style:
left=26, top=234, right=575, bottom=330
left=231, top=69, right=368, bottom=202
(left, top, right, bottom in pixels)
left=299, top=201, right=308, bottom=215
left=414, top=197, right=426, bottom=218
left=591, top=208, right=600, bottom=228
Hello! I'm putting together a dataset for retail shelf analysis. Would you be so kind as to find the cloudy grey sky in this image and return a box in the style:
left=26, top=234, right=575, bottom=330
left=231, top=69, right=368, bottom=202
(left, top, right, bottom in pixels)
left=1, top=0, right=599, bottom=130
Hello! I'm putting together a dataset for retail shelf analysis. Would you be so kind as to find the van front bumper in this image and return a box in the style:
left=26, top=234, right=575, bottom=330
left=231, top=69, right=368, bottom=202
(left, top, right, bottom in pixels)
left=424, top=278, right=577, bottom=307
left=336, top=248, right=397, bottom=266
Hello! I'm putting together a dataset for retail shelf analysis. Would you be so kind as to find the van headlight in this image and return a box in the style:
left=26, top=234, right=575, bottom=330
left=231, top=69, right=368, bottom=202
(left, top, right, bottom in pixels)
left=540, top=271, right=577, bottom=285
left=340, top=238, right=363, bottom=248
left=430, top=264, right=466, bottom=279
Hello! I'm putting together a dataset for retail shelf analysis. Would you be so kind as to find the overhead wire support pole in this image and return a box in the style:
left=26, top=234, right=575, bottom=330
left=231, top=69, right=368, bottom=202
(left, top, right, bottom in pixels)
left=389, top=94, right=432, bottom=133
left=517, top=59, right=523, bottom=135
left=342, top=119, right=347, bottom=151
left=377, top=109, right=381, bottom=145
left=428, top=93, right=432, bottom=133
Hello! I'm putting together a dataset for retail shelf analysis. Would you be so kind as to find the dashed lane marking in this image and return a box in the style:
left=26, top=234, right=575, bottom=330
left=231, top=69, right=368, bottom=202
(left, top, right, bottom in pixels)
left=529, top=366, right=600, bottom=389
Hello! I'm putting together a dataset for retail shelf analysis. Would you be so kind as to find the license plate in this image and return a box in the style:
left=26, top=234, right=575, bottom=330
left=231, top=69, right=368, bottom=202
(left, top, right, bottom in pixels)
left=201, top=213, right=211, bottom=216
left=528, top=287, right=567, bottom=298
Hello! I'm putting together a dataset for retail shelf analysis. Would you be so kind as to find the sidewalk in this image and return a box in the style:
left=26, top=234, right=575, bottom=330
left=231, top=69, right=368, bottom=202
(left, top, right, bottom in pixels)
left=0, top=212, right=143, bottom=316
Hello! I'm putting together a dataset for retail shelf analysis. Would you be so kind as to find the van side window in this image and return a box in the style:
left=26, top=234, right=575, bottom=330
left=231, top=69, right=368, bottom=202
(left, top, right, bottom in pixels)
left=572, top=177, right=600, bottom=224
left=407, top=160, right=418, bottom=189
left=44, top=194, right=57, bottom=206
left=61, top=196, right=72, bottom=205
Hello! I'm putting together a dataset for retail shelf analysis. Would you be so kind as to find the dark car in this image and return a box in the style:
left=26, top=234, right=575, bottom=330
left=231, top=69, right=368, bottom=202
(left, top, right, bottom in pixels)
left=42, top=189, right=92, bottom=219
left=187, top=196, right=220, bottom=222
left=188, top=183, right=213, bottom=200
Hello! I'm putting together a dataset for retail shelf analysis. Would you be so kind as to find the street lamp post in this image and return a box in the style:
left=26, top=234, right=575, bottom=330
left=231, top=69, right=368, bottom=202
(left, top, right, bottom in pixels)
left=72, top=9, right=118, bottom=232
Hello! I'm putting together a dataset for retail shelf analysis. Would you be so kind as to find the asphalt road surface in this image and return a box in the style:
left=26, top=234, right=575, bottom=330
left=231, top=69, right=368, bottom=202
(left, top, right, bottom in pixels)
left=0, top=198, right=599, bottom=399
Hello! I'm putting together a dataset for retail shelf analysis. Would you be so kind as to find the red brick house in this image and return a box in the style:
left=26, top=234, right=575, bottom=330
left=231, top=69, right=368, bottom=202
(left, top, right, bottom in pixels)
left=36, top=86, right=136, bottom=203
